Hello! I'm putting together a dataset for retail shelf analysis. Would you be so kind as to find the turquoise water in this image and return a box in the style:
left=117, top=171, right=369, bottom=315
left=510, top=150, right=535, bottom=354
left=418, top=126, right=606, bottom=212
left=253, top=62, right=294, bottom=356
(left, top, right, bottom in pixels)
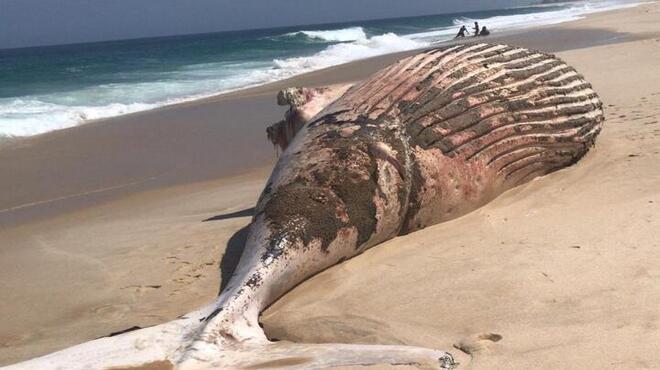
left=0, top=1, right=641, bottom=137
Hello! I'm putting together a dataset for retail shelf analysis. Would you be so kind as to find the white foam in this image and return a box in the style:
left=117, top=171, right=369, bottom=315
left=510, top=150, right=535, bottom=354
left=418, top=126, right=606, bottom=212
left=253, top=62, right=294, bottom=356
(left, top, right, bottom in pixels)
left=0, top=1, right=646, bottom=138
left=0, top=98, right=154, bottom=137
left=447, top=1, right=645, bottom=36
left=0, top=33, right=426, bottom=138
left=399, top=1, right=645, bottom=42
left=0, top=76, right=264, bottom=137
left=273, top=32, right=426, bottom=72
left=287, top=27, right=368, bottom=42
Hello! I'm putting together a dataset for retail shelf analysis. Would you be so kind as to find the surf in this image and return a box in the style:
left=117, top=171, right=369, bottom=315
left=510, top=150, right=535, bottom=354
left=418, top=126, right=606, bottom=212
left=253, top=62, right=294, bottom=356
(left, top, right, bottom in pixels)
left=282, top=26, right=368, bottom=42
left=0, top=0, right=644, bottom=139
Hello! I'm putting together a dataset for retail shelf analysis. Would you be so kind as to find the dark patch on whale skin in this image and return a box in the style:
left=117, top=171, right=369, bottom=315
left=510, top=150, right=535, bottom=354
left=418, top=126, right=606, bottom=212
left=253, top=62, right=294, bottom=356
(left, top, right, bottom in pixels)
left=401, top=157, right=426, bottom=234
left=263, top=183, right=345, bottom=254
left=308, top=109, right=352, bottom=127
left=261, top=113, right=417, bottom=258
left=320, top=125, right=380, bottom=248
left=261, top=123, right=380, bottom=258
left=316, top=118, right=415, bottom=247
left=204, top=307, right=223, bottom=322
left=399, top=119, right=430, bottom=234
left=245, top=273, right=263, bottom=288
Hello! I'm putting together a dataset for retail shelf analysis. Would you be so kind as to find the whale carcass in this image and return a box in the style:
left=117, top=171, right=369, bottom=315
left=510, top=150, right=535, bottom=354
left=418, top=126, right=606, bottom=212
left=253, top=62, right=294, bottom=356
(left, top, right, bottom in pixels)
left=6, top=43, right=604, bottom=370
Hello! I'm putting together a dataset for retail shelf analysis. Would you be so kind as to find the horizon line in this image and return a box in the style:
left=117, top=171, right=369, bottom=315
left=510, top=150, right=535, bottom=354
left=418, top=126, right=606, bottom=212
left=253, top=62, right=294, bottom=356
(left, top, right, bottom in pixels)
left=0, top=3, right=543, bottom=52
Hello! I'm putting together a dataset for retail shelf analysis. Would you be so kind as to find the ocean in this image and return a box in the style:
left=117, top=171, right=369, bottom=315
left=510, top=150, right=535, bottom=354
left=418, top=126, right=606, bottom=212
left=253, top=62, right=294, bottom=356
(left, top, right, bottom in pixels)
left=0, top=0, right=643, bottom=137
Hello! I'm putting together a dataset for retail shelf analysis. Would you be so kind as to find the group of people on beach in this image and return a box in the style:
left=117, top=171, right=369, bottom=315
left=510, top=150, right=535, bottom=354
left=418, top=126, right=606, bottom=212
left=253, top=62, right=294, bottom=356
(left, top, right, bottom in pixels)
left=454, top=21, right=490, bottom=39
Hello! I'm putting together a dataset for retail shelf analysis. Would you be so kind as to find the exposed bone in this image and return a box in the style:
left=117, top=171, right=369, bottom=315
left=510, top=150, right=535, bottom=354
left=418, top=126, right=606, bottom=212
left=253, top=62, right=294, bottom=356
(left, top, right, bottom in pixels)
left=267, top=84, right=353, bottom=151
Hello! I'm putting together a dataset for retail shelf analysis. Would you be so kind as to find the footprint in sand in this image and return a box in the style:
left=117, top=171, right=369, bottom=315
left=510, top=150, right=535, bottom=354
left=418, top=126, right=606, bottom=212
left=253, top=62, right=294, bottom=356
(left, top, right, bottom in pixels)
left=453, top=333, right=503, bottom=355
left=0, top=332, right=35, bottom=348
left=89, top=303, right=131, bottom=320
left=120, top=285, right=162, bottom=295
left=163, top=246, right=217, bottom=296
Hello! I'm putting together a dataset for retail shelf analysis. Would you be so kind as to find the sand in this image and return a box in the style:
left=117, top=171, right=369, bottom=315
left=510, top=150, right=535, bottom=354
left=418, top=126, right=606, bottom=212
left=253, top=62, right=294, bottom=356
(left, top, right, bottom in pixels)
left=1, top=3, right=660, bottom=368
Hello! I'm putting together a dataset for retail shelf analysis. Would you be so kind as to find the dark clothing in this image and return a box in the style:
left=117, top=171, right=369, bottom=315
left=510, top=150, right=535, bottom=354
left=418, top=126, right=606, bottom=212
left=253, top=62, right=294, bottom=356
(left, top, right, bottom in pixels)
left=454, top=26, right=468, bottom=39
left=473, top=22, right=480, bottom=36
left=479, top=27, right=490, bottom=36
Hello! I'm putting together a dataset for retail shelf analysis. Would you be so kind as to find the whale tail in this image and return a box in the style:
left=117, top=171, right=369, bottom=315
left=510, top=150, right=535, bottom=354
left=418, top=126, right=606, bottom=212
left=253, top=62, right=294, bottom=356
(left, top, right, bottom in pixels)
left=178, top=340, right=456, bottom=370
left=5, top=310, right=456, bottom=370
left=173, top=217, right=457, bottom=369
left=3, top=215, right=456, bottom=370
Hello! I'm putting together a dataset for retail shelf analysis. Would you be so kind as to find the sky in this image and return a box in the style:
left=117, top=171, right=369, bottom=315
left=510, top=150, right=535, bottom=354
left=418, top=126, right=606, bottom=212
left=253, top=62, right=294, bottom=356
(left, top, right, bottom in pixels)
left=0, top=0, right=537, bottom=49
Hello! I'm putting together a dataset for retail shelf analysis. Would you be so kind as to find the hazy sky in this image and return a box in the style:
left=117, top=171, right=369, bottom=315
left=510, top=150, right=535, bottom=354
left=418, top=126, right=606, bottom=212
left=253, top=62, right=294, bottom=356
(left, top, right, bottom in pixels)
left=0, top=0, right=536, bottom=49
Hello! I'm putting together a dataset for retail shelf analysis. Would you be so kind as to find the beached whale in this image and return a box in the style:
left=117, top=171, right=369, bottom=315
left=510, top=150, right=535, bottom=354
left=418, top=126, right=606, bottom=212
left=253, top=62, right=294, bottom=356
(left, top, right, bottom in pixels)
left=6, top=43, right=603, bottom=370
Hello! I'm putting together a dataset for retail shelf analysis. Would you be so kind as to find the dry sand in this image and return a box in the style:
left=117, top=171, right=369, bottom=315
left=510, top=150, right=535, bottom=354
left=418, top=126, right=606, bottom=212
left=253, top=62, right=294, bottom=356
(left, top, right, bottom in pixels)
left=1, top=3, right=660, bottom=368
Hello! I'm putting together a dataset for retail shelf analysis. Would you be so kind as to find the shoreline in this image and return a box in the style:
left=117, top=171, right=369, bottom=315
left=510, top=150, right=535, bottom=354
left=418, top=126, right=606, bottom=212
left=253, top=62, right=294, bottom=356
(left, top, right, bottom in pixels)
left=0, top=4, right=654, bottom=228
left=0, top=1, right=649, bottom=147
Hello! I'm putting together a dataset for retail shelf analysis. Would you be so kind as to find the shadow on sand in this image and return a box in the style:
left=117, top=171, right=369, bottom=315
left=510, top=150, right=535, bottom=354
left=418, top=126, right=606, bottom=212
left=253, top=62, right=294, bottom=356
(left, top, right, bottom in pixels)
left=203, top=207, right=256, bottom=293
left=203, top=207, right=255, bottom=222
left=218, top=225, right=251, bottom=293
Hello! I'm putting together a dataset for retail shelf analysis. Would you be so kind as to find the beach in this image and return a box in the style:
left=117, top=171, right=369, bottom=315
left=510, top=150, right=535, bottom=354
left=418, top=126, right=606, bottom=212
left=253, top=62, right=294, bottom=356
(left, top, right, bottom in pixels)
left=1, top=2, right=659, bottom=368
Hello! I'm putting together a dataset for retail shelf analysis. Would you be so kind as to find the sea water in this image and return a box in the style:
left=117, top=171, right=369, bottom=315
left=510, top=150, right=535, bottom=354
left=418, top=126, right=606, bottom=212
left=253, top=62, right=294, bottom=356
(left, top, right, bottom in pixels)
left=0, top=1, right=643, bottom=137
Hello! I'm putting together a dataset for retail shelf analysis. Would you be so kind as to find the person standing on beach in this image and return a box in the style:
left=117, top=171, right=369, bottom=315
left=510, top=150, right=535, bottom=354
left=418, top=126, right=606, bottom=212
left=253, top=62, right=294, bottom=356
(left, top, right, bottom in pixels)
left=473, top=21, right=480, bottom=36
left=454, top=25, right=468, bottom=39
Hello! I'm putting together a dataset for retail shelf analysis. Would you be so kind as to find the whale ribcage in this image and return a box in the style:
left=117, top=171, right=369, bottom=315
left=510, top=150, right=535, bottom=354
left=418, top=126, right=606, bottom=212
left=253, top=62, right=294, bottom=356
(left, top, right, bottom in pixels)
left=340, top=43, right=604, bottom=184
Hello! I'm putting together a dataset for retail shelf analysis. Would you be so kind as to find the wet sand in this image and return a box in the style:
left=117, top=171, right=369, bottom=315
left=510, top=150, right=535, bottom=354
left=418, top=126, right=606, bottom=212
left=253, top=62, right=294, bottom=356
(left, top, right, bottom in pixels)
left=1, top=3, right=660, bottom=367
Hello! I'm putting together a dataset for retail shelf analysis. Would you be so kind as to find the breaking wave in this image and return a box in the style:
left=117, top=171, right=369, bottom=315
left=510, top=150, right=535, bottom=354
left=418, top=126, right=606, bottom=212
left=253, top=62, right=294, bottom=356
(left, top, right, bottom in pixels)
left=284, top=27, right=368, bottom=42
left=273, top=33, right=425, bottom=72
left=0, top=0, right=646, bottom=138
